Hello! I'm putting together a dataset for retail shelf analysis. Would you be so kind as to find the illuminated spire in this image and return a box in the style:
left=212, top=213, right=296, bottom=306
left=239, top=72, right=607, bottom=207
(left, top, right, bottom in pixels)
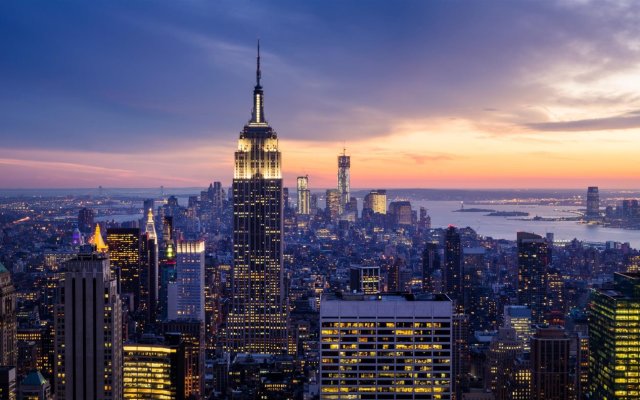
left=144, top=208, right=157, bottom=241
left=250, top=39, right=266, bottom=125
left=92, top=224, right=108, bottom=252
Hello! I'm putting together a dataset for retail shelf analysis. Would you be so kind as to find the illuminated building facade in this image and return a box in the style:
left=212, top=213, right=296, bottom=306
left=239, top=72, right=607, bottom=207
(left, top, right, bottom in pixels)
left=349, top=265, right=380, bottom=294
left=337, top=149, right=350, bottom=214
left=586, top=186, right=600, bottom=220
left=106, top=228, right=140, bottom=308
left=123, top=334, right=185, bottom=400
left=0, top=263, right=16, bottom=368
left=589, top=272, right=640, bottom=399
left=319, top=293, right=452, bottom=399
left=503, top=305, right=533, bottom=352
left=296, top=175, right=310, bottom=215
left=225, top=44, right=288, bottom=354
left=325, top=189, right=341, bottom=221
left=531, top=325, right=570, bottom=400
left=485, top=327, right=524, bottom=400
left=516, top=232, right=550, bottom=324
left=54, top=248, right=123, bottom=400
left=169, top=240, right=205, bottom=321
left=363, top=190, right=387, bottom=215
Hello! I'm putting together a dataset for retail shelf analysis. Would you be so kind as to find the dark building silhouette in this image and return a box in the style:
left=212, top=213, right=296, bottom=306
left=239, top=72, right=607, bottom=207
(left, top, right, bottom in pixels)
left=422, top=242, right=440, bottom=293
left=444, top=226, right=463, bottom=306
left=531, top=325, right=570, bottom=400
left=517, top=232, right=550, bottom=324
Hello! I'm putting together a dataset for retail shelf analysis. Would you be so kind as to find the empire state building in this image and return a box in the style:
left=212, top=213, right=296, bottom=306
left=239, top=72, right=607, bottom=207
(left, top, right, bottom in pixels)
left=225, top=44, right=288, bottom=354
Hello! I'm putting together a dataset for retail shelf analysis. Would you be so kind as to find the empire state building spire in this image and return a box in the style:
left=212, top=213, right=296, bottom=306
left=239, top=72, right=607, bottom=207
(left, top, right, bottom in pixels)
left=250, top=40, right=266, bottom=125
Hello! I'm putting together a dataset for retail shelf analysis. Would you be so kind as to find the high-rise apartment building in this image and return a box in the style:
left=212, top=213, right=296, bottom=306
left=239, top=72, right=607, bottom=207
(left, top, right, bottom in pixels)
left=168, top=240, right=205, bottom=321
left=485, top=327, right=524, bottom=400
left=54, top=248, right=123, bottom=400
left=422, top=242, right=440, bottom=293
left=337, top=149, right=350, bottom=214
left=531, top=325, right=570, bottom=400
left=0, top=367, right=16, bottom=400
left=0, top=263, right=16, bottom=368
left=444, top=226, right=463, bottom=306
left=296, top=176, right=310, bottom=215
left=589, top=272, right=640, bottom=399
left=516, top=232, right=550, bottom=324
left=319, top=293, right=453, bottom=399
left=225, top=44, right=288, bottom=354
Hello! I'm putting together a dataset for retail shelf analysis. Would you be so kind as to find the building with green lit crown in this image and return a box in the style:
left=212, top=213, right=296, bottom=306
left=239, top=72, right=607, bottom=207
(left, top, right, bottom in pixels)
left=589, top=272, right=640, bottom=399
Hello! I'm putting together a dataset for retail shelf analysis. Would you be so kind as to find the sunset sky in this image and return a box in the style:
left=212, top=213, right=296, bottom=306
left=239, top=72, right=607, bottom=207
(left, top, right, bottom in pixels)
left=2, top=0, right=640, bottom=189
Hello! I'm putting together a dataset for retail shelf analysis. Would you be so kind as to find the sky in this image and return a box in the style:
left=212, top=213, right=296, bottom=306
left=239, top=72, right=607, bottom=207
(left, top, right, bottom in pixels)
left=1, top=0, right=640, bottom=189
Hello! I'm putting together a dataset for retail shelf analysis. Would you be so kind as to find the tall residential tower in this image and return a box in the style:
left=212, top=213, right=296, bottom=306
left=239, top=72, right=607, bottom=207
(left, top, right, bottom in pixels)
left=225, top=43, right=288, bottom=354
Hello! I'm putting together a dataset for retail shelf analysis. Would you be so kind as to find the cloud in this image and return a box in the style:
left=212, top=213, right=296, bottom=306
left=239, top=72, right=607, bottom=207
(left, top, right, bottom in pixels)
left=525, top=110, right=640, bottom=132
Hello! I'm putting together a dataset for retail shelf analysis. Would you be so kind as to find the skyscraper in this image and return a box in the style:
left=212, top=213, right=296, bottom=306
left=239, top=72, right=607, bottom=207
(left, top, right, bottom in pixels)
left=77, top=208, right=94, bottom=234
left=444, top=226, right=463, bottom=306
left=0, top=263, right=16, bottom=367
left=517, top=232, right=550, bottom=324
left=123, top=334, right=185, bottom=400
left=337, top=149, right=350, bottom=214
left=319, top=293, right=453, bottom=399
left=349, top=265, right=380, bottom=294
left=325, top=189, right=341, bottom=221
left=422, top=242, right=440, bottom=293
left=168, top=240, right=205, bottom=321
left=531, top=325, right=570, bottom=400
left=140, top=210, right=159, bottom=324
left=225, top=43, right=287, bottom=354
left=363, top=189, right=387, bottom=215
left=106, top=227, right=141, bottom=308
left=589, top=272, right=640, bottom=399
left=296, top=175, right=310, bottom=215
left=586, top=186, right=600, bottom=220
left=54, top=248, right=123, bottom=400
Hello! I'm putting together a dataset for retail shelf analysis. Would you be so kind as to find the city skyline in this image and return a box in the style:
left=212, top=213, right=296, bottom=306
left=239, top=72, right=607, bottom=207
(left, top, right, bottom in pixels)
left=2, top=1, right=640, bottom=189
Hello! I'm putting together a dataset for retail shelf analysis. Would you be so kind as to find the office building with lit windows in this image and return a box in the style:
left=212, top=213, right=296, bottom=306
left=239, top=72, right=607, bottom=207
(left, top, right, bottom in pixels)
left=325, top=189, right=341, bottom=221
left=123, top=334, right=185, bottom=400
left=503, top=305, right=533, bottom=352
left=319, top=293, right=452, bottom=399
left=54, top=248, right=123, bottom=400
left=589, top=272, right=640, bottom=399
left=106, top=227, right=140, bottom=308
left=349, top=265, right=380, bottom=294
left=225, top=44, right=288, bottom=354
